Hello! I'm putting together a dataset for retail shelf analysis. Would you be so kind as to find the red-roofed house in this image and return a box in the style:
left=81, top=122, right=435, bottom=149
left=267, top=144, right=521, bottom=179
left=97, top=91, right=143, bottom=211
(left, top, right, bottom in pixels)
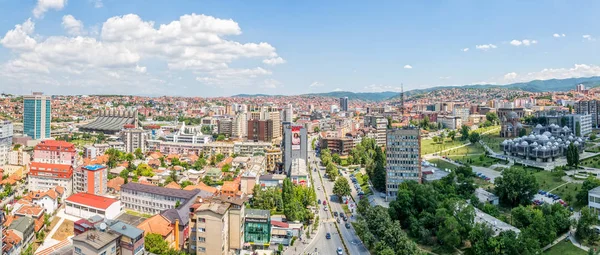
left=65, top=193, right=121, bottom=219
left=20, top=186, right=63, bottom=214
left=28, top=162, right=73, bottom=195
left=33, top=140, right=76, bottom=165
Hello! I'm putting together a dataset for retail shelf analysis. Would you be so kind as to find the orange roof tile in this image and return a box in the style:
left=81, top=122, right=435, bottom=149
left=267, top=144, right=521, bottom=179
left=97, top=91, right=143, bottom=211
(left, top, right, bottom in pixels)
left=66, top=193, right=119, bottom=210
left=15, top=205, right=44, bottom=217
left=107, top=177, right=125, bottom=191
left=164, top=182, right=181, bottom=190
left=137, top=214, right=174, bottom=237
left=184, top=182, right=218, bottom=194
left=216, top=157, right=234, bottom=168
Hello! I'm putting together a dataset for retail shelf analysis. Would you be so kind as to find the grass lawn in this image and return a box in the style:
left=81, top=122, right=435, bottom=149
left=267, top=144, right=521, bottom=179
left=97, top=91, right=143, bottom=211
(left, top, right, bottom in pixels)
left=449, top=154, right=504, bottom=168
left=125, top=210, right=152, bottom=218
left=581, top=155, right=600, bottom=168
left=441, top=143, right=486, bottom=156
left=474, top=177, right=494, bottom=190
left=544, top=240, right=586, bottom=255
left=427, top=158, right=458, bottom=171
left=422, top=138, right=469, bottom=155
left=552, top=182, right=584, bottom=209
left=534, top=170, right=567, bottom=191
left=480, top=130, right=507, bottom=154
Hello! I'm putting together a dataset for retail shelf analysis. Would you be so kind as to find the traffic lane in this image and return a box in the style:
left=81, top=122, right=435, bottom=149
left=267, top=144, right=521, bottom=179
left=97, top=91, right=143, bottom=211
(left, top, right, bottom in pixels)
left=471, top=166, right=501, bottom=183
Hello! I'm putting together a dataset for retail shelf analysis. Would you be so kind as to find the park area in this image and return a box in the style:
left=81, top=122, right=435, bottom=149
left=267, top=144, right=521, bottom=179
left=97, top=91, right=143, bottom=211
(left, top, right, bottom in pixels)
left=544, top=240, right=586, bottom=255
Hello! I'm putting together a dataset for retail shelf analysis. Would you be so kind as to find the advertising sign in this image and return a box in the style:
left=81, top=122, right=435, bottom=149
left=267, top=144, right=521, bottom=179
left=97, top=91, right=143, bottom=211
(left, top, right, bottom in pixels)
left=291, top=126, right=301, bottom=150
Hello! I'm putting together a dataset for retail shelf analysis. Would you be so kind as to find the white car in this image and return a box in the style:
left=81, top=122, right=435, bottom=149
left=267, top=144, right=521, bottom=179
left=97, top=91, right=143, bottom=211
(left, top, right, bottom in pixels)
left=337, top=247, right=343, bottom=255
left=317, top=186, right=321, bottom=190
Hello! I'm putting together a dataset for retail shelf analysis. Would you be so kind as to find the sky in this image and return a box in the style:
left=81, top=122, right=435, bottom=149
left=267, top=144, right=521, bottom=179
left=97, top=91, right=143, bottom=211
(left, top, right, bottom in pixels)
left=1, top=0, right=600, bottom=97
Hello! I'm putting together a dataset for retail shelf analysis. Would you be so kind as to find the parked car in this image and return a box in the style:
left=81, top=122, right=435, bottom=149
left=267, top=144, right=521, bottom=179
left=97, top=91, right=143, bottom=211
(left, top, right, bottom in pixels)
left=334, top=212, right=338, bottom=217
left=345, top=223, right=351, bottom=229
left=326, top=233, right=331, bottom=239
left=323, top=201, right=327, bottom=206
left=337, top=247, right=343, bottom=255
left=318, top=199, right=321, bottom=204
left=485, top=177, right=491, bottom=181
left=340, top=213, right=345, bottom=218
left=358, top=191, right=365, bottom=195
left=337, top=218, right=341, bottom=223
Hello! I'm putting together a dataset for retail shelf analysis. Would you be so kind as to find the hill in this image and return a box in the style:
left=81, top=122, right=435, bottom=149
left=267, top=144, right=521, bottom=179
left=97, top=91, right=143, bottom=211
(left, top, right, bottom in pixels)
left=302, top=91, right=399, bottom=101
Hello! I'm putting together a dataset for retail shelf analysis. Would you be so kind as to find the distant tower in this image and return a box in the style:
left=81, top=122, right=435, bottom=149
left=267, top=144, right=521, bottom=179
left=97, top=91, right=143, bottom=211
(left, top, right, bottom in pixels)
left=400, top=83, right=405, bottom=114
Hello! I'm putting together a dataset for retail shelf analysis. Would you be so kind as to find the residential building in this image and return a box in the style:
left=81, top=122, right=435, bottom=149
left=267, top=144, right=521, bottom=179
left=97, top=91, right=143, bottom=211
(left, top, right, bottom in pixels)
left=319, top=137, right=354, bottom=156
left=33, top=140, right=77, bottom=165
left=73, top=229, right=120, bottom=255
left=385, top=127, right=421, bottom=197
left=107, top=221, right=145, bottom=255
left=284, top=104, right=293, bottom=123
left=231, top=113, right=248, bottom=139
left=21, top=187, right=63, bottom=214
left=137, top=215, right=176, bottom=249
left=290, top=158, right=309, bottom=186
left=233, top=142, right=272, bottom=156
left=244, top=209, right=271, bottom=248
left=575, top=100, right=600, bottom=128
left=8, top=217, right=34, bottom=245
left=475, top=188, right=499, bottom=205
left=73, top=164, right=108, bottom=195
left=202, top=142, right=234, bottom=157
left=247, top=119, right=274, bottom=142
left=0, top=121, right=13, bottom=165
left=589, top=186, right=600, bottom=218
left=218, top=119, right=233, bottom=137
left=265, top=148, right=282, bottom=172
left=339, top=97, right=349, bottom=112
left=282, top=124, right=307, bottom=176
left=23, top=92, right=51, bottom=140
left=364, top=115, right=388, bottom=147
left=437, top=115, right=462, bottom=130
left=166, top=123, right=213, bottom=144
left=7, top=147, right=29, bottom=166
left=452, top=106, right=470, bottom=121
left=65, top=193, right=122, bottom=219
left=121, top=128, right=146, bottom=153
left=28, top=162, right=73, bottom=195
left=147, top=140, right=204, bottom=155
left=120, top=183, right=200, bottom=215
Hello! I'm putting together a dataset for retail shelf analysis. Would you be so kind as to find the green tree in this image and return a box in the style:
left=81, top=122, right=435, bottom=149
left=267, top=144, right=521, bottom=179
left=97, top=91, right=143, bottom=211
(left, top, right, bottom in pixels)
left=566, top=142, right=580, bottom=167
left=468, top=132, right=480, bottom=144
left=180, top=180, right=193, bottom=189
left=134, top=148, right=144, bottom=159
left=438, top=216, right=461, bottom=248
left=333, top=177, right=351, bottom=198
left=577, top=176, right=600, bottom=204
left=326, top=162, right=338, bottom=180
left=217, top=134, right=226, bottom=141
left=221, top=163, right=231, bottom=172
left=448, top=130, right=456, bottom=141
left=136, top=163, right=155, bottom=177
left=460, top=125, right=470, bottom=140
left=576, top=122, right=581, bottom=137
left=216, top=153, right=225, bottom=163
left=494, top=167, right=539, bottom=207
left=145, top=233, right=170, bottom=254
left=372, top=146, right=386, bottom=192
left=486, top=112, right=499, bottom=125
left=175, top=200, right=181, bottom=208
left=577, top=207, right=597, bottom=242
left=519, top=128, right=527, bottom=137
left=591, top=133, right=598, bottom=141
left=332, top=153, right=341, bottom=164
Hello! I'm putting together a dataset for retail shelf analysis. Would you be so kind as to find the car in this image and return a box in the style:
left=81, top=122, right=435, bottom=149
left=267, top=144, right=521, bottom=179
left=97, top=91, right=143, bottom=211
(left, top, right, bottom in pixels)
left=337, top=218, right=341, bottom=223
left=345, top=223, right=351, bottom=229
left=317, top=186, right=321, bottom=190
left=326, top=233, right=331, bottom=239
left=476, top=173, right=482, bottom=176
left=538, top=190, right=545, bottom=195
left=340, top=213, right=345, bottom=218
left=323, top=201, right=327, bottom=206
left=343, top=216, right=348, bottom=221
left=358, top=191, right=365, bottom=195
left=318, top=199, right=321, bottom=204
left=546, top=193, right=553, bottom=197
left=350, top=174, right=355, bottom=177
left=324, top=207, right=328, bottom=211
left=337, top=247, right=343, bottom=255
left=334, top=212, right=338, bottom=217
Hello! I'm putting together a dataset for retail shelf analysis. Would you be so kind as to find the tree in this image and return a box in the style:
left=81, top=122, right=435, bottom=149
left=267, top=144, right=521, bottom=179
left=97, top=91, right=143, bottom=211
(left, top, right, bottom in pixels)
left=460, top=125, right=470, bottom=140
left=221, top=163, right=231, bottom=172
left=326, top=162, right=338, bottom=180
left=313, top=126, right=320, bottom=133
left=486, top=112, right=499, bottom=125
left=372, top=146, right=386, bottom=192
left=134, top=148, right=144, bottom=159
left=145, top=233, right=170, bottom=254
left=448, top=130, right=456, bottom=141
left=494, top=167, right=539, bottom=207
left=175, top=200, right=181, bottom=208
left=566, top=142, right=580, bottom=167
left=333, top=177, right=351, bottom=198
left=136, top=163, right=155, bottom=177
left=438, top=216, right=461, bottom=248
left=166, top=170, right=178, bottom=183
left=591, top=133, right=598, bottom=141
left=124, top=153, right=134, bottom=162
left=180, top=180, right=193, bottom=189
left=468, top=132, right=480, bottom=144
left=332, top=153, right=341, bottom=165
left=519, top=128, right=527, bottom=137
left=576, top=122, right=581, bottom=137
left=217, top=134, right=226, bottom=141
left=201, top=125, right=212, bottom=135
left=439, top=132, right=446, bottom=144
left=216, top=153, right=225, bottom=163
left=577, top=207, right=597, bottom=242
left=577, top=176, right=600, bottom=204
left=432, top=136, right=439, bottom=144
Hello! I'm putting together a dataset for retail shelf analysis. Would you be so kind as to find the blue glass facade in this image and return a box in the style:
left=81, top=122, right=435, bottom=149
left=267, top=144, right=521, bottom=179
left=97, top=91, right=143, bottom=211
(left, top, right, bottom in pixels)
left=23, top=95, right=51, bottom=139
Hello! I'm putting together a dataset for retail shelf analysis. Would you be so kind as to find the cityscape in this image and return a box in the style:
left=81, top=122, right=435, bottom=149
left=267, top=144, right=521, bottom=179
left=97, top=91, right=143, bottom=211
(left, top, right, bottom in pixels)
left=1, top=1, right=600, bottom=255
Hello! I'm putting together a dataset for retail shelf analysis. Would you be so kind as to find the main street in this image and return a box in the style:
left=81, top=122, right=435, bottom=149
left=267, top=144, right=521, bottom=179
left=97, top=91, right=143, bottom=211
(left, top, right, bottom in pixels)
left=305, top=137, right=370, bottom=255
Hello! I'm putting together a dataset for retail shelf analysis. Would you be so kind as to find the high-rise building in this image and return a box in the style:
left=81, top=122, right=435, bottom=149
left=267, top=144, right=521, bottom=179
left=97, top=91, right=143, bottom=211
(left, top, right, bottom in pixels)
left=0, top=121, right=13, bottom=165
left=247, top=119, right=274, bottom=142
left=364, top=115, right=388, bottom=147
left=73, top=164, right=108, bottom=195
left=33, top=140, right=77, bottom=165
left=232, top=113, right=247, bottom=139
left=575, top=100, right=600, bottom=128
left=385, top=127, right=421, bottom=197
left=23, top=92, right=51, bottom=139
left=284, top=104, right=293, bottom=123
left=218, top=119, right=233, bottom=137
left=121, top=128, right=146, bottom=153
left=339, top=97, right=348, bottom=112
left=282, top=124, right=307, bottom=175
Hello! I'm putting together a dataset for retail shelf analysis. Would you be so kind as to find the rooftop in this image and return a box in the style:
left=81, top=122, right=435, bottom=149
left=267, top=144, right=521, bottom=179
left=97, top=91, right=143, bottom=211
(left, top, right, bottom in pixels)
left=8, top=216, right=34, bottom=233
left=107, top=220, right=144, bottom=239
left=474, top=207, right=520, bottom=236
left=72, top=230, right=120, bottom=250
left=290, top=158, right=307, bottom=176
left=66, top=193, right=119, bottom=210
left=84, top=164, right=106, bottom=171
left=245, top=209, right=270, bottom=219
left=121, top=182, right=200, bottom=199
left=590, top=186, right=600, bottom=196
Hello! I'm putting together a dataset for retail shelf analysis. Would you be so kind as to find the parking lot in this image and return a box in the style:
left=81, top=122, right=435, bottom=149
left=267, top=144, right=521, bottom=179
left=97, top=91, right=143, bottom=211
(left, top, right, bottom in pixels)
left=472, top=166, right=501, bottom=183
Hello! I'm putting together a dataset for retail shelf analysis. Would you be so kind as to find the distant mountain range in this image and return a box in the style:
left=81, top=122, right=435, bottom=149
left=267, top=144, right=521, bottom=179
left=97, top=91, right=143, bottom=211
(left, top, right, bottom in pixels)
left=233, top=76, right=600, bottom=101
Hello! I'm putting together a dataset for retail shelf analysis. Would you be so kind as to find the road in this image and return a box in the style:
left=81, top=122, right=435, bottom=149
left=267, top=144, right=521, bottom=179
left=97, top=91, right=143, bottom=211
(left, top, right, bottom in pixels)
left=306, top=142, right=370, bottom=255
left=300, top=145, right=346, bottom=255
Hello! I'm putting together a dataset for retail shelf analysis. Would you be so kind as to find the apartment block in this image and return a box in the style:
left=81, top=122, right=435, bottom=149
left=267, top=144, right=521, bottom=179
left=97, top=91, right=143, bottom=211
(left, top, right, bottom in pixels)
left=385, top=128, right=421, bottom=197
left=120, top=183, right=200, bottom=215
left=32, top=140, right=77, bottom=166
left=73, top=164, right=108, bottom=195
left=28, top=162, right=73, bottom=195
left=364, top=115, right=388, bottom=147
left=0, top=121, right=13, bottom=166
left=121, top=128, right=146, bottom=153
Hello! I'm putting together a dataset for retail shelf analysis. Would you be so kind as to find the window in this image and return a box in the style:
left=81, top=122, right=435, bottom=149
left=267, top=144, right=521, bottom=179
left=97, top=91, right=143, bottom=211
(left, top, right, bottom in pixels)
left=199, top=247, right=206, bottom=252
left=198, top=237, right=206, bottom=242
left=198, top=228, right=206, bottom=232
left=100, top=252, right=106, bottom=255
left=75, top=247, right=82, bottom=254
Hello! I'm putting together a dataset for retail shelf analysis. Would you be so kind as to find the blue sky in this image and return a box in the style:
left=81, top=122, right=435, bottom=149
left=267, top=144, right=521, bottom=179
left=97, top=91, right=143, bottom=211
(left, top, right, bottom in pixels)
left=0, top=0, right=599, bottom=96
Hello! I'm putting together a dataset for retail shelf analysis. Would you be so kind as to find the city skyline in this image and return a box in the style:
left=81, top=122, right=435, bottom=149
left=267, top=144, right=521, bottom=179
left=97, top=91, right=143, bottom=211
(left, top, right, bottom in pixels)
left=1, top=1, right=600, bottom=97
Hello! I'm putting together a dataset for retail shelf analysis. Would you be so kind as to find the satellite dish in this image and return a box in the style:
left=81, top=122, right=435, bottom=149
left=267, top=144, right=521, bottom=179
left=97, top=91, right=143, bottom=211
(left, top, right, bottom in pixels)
left=99, top=222, right=107, bottom=231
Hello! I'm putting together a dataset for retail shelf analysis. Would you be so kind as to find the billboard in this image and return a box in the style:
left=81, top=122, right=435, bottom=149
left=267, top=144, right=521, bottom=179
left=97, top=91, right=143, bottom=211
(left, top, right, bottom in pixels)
left=291, top=126, right=301, bottom=150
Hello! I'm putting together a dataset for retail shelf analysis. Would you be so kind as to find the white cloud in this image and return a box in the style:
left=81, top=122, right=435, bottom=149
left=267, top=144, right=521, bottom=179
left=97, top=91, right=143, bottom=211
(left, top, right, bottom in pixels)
left=501, top=64, right=600, bottom=83
left=553, top=33, right=566, bottom=38
left=510, top=39, right=537, bottom=46
left=62, top=15, right=85, bottom=36
left=403, top=65, right=412, bottom=69
left=462, top=48, right=469, bottom=52
left=333, top=88, right=342, bottom=91
left=583, top=35, right=595, bottom=41
left=309, top=81, right=324, bottom=87
left=439, top=76, right=451, bottom=80
left=0, top=13, right=282, bottom=93
left=262, top=57, right=286, bottom=65
left=261, top=79, right=281, bottom=89
left=363, top=84, right=401, bottom=92
left=92, top=0, right=103, bottom=8
left=475, top=44, right=497, bottom=50
left=33, top=0, right=67, bottom=18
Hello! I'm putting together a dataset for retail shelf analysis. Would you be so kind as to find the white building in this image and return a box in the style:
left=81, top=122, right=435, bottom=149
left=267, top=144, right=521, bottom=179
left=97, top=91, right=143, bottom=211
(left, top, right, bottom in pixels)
left=573, top=114, right=592, bottom=136
left=121, top=128, right=146, bottom=153
left=437, top=116, right=462, bottom=130
left=65, top=193, right=122, bottom=220
left=0, top=121, right=13, bottom=166
left=588, top=186, right=600, bottom=218
left=232, top=113, right=248, bottom=139
left=284, top=104, right=294, bottom=123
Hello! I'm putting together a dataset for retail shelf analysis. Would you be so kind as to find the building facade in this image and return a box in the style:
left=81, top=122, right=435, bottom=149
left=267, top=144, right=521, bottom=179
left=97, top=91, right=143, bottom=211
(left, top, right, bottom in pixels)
left=74, top=164, right=108, bottom=195
left=339, top=97, right=348, bottom=112
left=120, top=183, right=200, bottom=215
left=385, top=128, right=421, bottom=197
left=32, top=140, right=77, bottom=165
left=282, top=124, right=307, bottom=176
left=364, top=115, right=387, bottom=147
left=65, top=193, right=122, bottom=220
left=121, top=128, right=146, bottom=153
left=28, top=162, right=73, bottom=195
left=0, top=121, right=13, bottom=166
left=23, top=92, right=51, bottom=140
left=247, top=119, right=274, bottom=142
left=244, top=209, right=271, bottom=248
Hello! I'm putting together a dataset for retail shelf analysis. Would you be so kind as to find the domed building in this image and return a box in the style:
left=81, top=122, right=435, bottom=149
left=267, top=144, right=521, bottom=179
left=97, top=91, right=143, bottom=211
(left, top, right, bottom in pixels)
left=500, top=111, right=524, bottom=138
left=501, top=124, right=585, bottom=162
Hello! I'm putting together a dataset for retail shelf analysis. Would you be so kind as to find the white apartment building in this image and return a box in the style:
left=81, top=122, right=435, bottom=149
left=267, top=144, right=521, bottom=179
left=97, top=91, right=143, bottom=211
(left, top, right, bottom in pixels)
left=0, top=121, right=13, bottom=166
